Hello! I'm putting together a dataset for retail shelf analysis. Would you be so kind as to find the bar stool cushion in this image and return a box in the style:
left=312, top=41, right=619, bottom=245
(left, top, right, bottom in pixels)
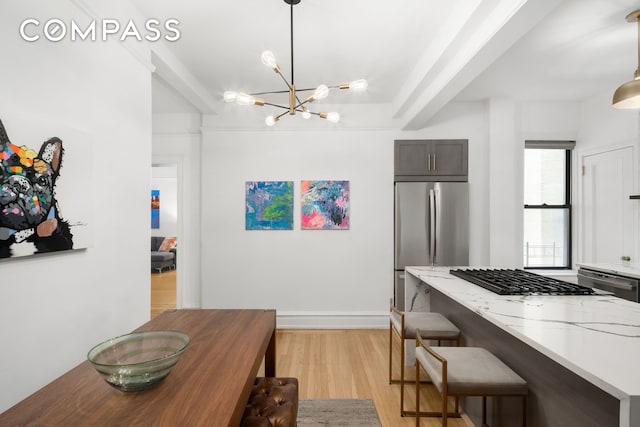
left=241, top=377, right=299, bottom=427
left=390, top=311, right=460, bottom=339
left=416, top=346, right=527, bottom=395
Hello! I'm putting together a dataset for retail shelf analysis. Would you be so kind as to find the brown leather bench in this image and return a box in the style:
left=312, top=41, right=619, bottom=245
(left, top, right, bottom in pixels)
left=241, top=377, right=299, bottom=427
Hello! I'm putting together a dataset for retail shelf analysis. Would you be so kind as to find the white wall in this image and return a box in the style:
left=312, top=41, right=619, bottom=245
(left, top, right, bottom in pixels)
left=483, top=99, right=583, bottom=268
left=487, top=99, right=522, bottom=267
left=578, top=91, right=639, bottom=152
left=151, top=166, right=178, bottom=238
left=521, top=101, right=580, bottom=141
left=200, top=129, right=394, bottom=327
left=0, top=2, right=152, bottom=412
left=189, top=101, right=488, bottom=328
left=520, top=101, right=581, bottom=268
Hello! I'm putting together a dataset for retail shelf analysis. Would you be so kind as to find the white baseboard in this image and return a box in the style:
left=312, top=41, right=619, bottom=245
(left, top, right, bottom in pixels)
left=276, top=311, right=389, bottom=329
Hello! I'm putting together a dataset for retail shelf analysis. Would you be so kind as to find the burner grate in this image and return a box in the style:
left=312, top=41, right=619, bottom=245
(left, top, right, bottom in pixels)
left=449, top=269, right=595, bottom=296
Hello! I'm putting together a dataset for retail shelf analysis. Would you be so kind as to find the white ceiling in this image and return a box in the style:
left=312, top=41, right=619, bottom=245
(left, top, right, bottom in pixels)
left=134, top=0, right=640, bottom=129
left=456, top=0, right=639, bottom=102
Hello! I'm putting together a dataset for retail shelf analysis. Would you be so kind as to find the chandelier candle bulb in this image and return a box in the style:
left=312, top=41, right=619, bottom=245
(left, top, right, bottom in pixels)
left=235, top=93, right=255, bottom=105
left=223, top=91, right=238, bottom=102
left=339, top=79, right=368, bottom=91
left=265, top=115, right=279, bottom=126
left=236, top=93, right=265, bottom=106
left=301, top=107, right=311, bottom=119
left=313, top=84, right=329, bottom=100
left=327, top=112, right=340, bottom=123
left=261, top=50, right=280, bottom=72
left=320, top=112, right=340, bottom=123
left=352, top=79, right=368, bottom=90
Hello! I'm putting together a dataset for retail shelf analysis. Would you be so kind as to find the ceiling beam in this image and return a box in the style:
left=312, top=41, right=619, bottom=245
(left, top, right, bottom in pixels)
left=391, top=0, right=483, bottom=119
left=395, top=0, right=561, bottom=130
left=151, top=45, right=219, bottom=115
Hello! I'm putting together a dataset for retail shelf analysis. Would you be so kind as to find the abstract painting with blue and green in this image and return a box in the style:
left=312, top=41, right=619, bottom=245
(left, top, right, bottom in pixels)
left=245, top=181, right=294, bottom=230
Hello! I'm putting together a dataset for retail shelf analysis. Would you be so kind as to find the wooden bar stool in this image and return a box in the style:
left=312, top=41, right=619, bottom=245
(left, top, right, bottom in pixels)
left=389, top=305, right=460, bottom=416
left=415, top=332, right=527, bottom=427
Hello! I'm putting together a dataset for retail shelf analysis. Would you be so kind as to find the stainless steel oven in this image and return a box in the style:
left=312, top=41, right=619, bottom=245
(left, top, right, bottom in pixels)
left=577, top=268, right=639, bottom=302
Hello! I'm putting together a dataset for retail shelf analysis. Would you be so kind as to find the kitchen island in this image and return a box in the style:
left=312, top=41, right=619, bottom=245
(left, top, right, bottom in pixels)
left=405, top=266, right=640, bottom=427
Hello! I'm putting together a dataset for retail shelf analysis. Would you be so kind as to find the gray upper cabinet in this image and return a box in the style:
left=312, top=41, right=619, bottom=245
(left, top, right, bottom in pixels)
left=394, top=139, right=468, bottom=181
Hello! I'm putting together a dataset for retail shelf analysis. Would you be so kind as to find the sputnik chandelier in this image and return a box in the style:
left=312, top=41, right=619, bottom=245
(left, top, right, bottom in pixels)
left=223, top=0, right=368, bottom=126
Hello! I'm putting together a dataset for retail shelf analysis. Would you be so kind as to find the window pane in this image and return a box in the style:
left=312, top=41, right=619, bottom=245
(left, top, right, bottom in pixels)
left=523, top=208, right=569, bottom=267
left=524, top=149, right=566, bottom=205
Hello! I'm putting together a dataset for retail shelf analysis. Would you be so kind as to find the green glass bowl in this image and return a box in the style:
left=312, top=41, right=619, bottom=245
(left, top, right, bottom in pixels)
left=87, top=330, right=189, bottom=392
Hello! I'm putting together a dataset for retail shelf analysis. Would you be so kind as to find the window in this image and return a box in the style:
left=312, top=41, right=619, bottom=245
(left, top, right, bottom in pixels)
left=523, top=141, right=574, bottom=269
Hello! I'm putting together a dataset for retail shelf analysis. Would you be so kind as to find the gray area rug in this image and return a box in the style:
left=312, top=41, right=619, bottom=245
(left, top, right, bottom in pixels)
left=297, top=399, right=382, bottom=427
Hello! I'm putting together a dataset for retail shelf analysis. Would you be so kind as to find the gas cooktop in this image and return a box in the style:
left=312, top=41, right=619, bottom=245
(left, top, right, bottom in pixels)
left=449, top=268, right=595, bottom=296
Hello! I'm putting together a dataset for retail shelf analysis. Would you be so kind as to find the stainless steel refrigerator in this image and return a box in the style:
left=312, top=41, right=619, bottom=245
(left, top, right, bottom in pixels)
left=394, top=182, right=469, bottom=309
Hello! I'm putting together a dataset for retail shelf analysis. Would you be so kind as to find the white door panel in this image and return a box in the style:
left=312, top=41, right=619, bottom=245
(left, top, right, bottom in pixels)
left=581, top=147, right=634, bottom=264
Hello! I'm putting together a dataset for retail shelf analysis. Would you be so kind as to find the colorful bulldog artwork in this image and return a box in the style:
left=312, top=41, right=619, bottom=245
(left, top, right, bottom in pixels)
left=0, top=119, right=73, bottom=258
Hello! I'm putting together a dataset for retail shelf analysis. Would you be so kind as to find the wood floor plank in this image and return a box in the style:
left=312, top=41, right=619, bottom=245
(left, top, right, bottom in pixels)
left=150, top=270, right=176, bottom=318
left=150, top=276, right=470, bottom=426
left=276, top=329, right=471, bottom=427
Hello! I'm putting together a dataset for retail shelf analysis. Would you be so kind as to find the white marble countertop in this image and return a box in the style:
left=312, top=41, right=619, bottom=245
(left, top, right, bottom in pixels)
left=406, top=266, right=640, bottom=400
left=576, top=262, right=640, bottom=279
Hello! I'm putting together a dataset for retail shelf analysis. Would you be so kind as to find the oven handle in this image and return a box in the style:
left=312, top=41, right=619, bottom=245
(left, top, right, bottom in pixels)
left=577, top=271, right=636, bottom=291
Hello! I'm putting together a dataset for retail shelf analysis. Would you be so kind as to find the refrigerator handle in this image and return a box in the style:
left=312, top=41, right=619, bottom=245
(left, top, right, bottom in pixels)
left=429, top=188, right=436, bottom=265
left=394, top=185, right=401, bottom=265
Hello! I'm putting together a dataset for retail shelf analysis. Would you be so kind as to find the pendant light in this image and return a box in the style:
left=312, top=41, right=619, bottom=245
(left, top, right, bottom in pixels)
left=612, top=10, right=640, bottom=109
left=223, top=0, right=368, bottom=125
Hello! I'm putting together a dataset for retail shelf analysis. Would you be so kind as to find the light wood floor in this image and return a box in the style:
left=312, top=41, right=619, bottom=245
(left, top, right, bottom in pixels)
left=150, top=269, right=177, bottom=318
left=150, top=274, right=469, bottom=427
left=278, top=329, right=470, bottom=427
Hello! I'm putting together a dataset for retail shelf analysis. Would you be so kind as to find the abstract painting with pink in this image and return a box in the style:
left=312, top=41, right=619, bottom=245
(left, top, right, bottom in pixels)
left=300, top=180, right=349, bottom=230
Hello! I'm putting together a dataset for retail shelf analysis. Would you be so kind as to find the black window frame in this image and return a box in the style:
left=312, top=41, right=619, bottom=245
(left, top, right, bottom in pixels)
left=524, top=145, right=572, bottom=270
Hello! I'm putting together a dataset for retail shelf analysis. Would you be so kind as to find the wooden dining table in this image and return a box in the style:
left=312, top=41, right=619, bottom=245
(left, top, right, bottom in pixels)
left=0, top=309, right=277, bottom=426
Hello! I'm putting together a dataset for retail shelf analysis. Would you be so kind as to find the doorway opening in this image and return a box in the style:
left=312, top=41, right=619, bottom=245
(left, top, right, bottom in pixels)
left=151, top=165, right=178, bottom=318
